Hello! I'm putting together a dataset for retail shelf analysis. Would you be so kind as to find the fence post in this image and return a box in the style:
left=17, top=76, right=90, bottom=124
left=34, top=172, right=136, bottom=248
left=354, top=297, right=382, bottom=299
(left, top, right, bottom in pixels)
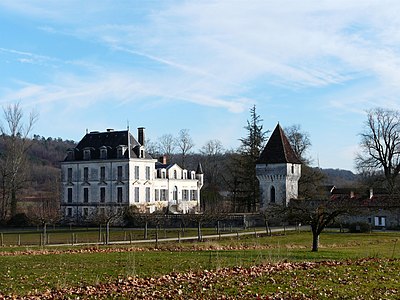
left=72, top=233, right=75, bottom=246
left=1, top=233, right=3, bottom=247
left=129, top=232, right=132, bottom=245
left=178, top=231, right=181, bottom=243
left=18, top=234, right=21, bottom=246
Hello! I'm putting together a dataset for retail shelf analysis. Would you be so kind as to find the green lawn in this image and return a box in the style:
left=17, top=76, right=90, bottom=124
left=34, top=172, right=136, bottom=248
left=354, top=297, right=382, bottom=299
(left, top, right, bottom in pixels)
left=0, top=230, right=399, bottom=298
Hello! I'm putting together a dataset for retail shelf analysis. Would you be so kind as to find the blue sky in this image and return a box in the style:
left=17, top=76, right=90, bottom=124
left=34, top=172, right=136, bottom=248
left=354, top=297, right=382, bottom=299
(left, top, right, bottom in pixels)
left=1, top=1, right=400, bottom=171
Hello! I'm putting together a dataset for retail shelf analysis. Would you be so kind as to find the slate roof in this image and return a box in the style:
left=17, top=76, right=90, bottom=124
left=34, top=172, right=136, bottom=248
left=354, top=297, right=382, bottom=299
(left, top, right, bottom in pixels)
left=257, top=124, right=302, bottom=164
left=64, top=130, right=153, bottom=161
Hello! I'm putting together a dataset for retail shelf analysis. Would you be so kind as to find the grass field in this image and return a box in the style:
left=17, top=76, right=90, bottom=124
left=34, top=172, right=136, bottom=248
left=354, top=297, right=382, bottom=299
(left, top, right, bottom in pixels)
left=0, top=230, right=399, bottom=298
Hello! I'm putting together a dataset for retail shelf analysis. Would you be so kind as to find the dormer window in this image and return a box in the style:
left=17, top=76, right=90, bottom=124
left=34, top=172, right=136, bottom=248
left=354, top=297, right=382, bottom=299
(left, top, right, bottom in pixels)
left=99, top=146, right=107, bottom=159
left=83, top=148, right=91, bottom=160
left=117, top=146, right=126, bottom=159
left=139, top=146, right=145, bottom=158
left=67, top=149, right=75, bottom=161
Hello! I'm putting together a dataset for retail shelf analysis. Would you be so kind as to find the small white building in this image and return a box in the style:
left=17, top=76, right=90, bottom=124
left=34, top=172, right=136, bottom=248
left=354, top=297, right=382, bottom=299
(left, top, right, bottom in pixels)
left=61, top=127, right=203, bottom=223
left=256, top=124, right=302, bottom=208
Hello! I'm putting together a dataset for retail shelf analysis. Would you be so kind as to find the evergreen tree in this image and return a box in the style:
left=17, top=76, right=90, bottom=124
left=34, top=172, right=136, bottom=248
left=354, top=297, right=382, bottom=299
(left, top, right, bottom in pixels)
left=236, top=105, right=268, bottom=212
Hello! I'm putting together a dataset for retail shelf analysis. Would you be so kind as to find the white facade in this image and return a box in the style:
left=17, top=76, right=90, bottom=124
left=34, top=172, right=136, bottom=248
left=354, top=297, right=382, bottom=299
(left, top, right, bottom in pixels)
left=256, top=163, right=301, bottom=207
left=61, top=128, right=203, bottom=223
left=256, top=124, right=302, bottom=209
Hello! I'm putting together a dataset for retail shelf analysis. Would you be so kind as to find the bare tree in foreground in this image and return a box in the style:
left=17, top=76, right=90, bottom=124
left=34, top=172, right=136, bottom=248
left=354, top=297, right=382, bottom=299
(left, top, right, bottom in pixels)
left=286, top=198, right=356, bottom=252
left=0, top=103, right=38, bottom=219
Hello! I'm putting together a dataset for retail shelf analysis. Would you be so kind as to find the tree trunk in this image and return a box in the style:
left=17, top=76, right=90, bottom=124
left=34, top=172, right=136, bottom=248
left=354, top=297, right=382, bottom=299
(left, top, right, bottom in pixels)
left=144, top=221, right=148, bottom=240
left=43, top=223, right=47, bottom=245
left=106, top=221, right=110, bottom=245
left=197, top=221, right=202, bottom=242
left=10, top=189, right=16, bottom=217
left=312, top=231, right=319, bottom=252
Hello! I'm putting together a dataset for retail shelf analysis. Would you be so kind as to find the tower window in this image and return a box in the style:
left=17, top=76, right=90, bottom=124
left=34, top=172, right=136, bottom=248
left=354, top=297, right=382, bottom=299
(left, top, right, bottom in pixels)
left=270, top=186, right=276, bottom=203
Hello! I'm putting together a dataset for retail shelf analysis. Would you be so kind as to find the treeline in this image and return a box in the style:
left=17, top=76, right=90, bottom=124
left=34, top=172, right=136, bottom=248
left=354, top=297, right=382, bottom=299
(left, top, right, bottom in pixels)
left=0, top=103, right=361, bottom=226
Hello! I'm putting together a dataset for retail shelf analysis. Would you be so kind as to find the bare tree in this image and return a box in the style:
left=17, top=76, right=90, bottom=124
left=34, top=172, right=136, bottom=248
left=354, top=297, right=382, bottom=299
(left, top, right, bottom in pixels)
left=158, top=134, right=176, bottom=162
left=91, top=205, right=126, bottom=244
left=356, top=108, right=400, bottom=193
left=176, top=129, right=194, bottom=168
left=29, top=195, right=61, bottom=245
left=286, top=198, right=355, bottom=252
left=0, top=103, right=38, bottom=219
left=285, top=124, right=312, bottom=164
left=200, top=140, right=225, bottom=211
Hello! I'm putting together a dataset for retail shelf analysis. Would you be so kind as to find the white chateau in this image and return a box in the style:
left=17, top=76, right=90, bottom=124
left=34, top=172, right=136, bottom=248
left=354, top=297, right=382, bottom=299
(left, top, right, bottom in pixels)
left=61, top=127, right=203, bottom=222
left=256, top=124, right=302, bottom=208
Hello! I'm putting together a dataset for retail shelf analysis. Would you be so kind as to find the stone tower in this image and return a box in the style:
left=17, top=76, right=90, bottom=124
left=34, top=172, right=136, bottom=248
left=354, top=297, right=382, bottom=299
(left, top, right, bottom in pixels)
left=256, top=124, right=302, bottom=208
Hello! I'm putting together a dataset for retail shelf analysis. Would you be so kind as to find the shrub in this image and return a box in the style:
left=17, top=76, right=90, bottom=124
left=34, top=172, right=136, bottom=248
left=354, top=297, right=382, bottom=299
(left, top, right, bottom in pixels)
left=348, top=222, right=371, bottom=233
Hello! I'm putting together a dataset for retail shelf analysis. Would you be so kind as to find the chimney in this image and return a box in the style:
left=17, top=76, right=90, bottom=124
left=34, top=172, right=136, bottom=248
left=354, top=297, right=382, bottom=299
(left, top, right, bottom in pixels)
left=138, top=127, right=145, bottom=146
left=159, top=155, right=167, bottom=164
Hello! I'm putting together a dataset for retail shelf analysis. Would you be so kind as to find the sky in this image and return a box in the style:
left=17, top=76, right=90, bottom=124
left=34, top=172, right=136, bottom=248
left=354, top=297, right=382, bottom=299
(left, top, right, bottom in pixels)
left=1, top=1, right=400, bottom=172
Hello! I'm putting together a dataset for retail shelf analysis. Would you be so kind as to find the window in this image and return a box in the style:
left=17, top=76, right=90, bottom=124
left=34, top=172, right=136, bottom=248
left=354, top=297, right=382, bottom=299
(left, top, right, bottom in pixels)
left=146, top=166, right=150, bottom=180
left=83, top=167, right=89, bottom=182
left=83, top=149, right=91, bottom=160
left=83, top=188, right=89, bottom=203
left=173, top=186, right=178, bottom=201
left=67, top=207, right=72, bottom=217
left=155, top=189, right=160, bottom=201
left=160, top=189, right=167, bottom=201
left=135, top=166, right=140, bottom=180
left=67, top=168, right=72, bottom=182
left=270, top=186, right=276, bottom=203
left=99, top=207, right=105, bottom=215
left=190, top=190, right=197, bottom=200
left=117, top=166, right=123, bottom=181
left=83, top=207, right=89, bottom=217
left=100, top=167, right=106, bottom=181
left=100, top=187, right=105, bottom=203
left=145, top=187, right=150, bottom=202
left=67, top=188, right=73, bottom=203
left=173, top=170, right=177, bottom=179
left=161, top=170, right=166, bottom=179
left=100, top=148, right=107, bottom=159
left=183, top=171, right=187, bottom=179
left=117, top=146, right=125, bottom=158
left=183, top=189, right=188, bottom=201
left=117, top=187, right=123, bottom=203
left=291, top=164, right=294, bottom=174
left=375, top=216, right=386, bottom=227
left=135, top=187, right=140, bottom=202
left=67, top=150, right=74, bottom=160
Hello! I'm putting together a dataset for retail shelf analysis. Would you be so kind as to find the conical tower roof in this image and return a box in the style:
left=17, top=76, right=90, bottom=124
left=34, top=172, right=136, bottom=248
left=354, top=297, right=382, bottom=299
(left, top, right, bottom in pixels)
left=257, top=124, right=302, bottom=164
left=196, top=162, right=203, bottom=174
